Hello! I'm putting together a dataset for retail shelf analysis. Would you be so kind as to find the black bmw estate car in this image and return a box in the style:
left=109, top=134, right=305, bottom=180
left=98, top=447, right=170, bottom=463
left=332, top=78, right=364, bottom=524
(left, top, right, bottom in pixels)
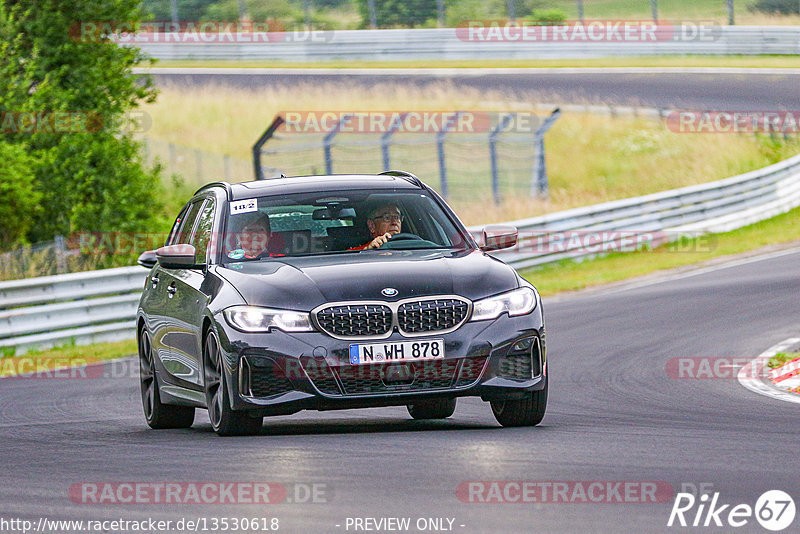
left=136, top=171, right=547, bottom=435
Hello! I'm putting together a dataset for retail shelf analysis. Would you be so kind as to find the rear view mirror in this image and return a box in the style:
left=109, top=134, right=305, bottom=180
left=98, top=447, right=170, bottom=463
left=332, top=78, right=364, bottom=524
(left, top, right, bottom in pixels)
left=312, top=206, right=357, bottom=220
left=481, top=226, right=518, bottom=252
left=156, top=244, right=200, bottom=269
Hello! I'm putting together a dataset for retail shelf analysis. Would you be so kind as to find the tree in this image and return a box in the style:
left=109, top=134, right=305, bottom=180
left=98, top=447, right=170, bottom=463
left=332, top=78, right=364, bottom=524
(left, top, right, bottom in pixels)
left=0, top=140, right=40, bottom=249
left=355, top=0, right=437, bottom=28
left=0, top=0, right=165, bottom=248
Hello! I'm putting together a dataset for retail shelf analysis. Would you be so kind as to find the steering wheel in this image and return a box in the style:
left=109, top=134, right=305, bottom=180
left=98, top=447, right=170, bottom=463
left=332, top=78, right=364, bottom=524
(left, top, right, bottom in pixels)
left=377, top=232, right=423, bottom=249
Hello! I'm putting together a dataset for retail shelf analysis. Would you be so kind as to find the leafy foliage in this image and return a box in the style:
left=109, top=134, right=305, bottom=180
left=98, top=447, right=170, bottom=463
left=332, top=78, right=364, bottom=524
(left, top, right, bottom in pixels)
left=0, top=140, right=40, bottom=249
left=750, top=0, right=800, bottom=14
left=355, top=0, right=437, bottom=28
left=0, top=0, right=166, bottom=253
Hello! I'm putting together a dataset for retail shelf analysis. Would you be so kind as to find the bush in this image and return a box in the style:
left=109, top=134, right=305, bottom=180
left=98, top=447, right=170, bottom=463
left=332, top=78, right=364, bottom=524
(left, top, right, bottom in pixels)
left=531, top=8, right=567, bottom=25
left=355, top=0, right=437, bottom=28
left=750, top=0, right=800, bottom=14
left=0, top=141, right=40, bottom=249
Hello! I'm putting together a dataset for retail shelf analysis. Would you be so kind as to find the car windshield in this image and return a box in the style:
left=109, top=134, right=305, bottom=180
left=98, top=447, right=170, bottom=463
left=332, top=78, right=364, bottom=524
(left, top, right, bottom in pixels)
left=221, top=189, right=471, bottom=262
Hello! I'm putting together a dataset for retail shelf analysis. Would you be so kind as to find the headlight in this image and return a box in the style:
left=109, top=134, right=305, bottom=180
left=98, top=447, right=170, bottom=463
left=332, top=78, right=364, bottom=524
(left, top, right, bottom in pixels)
left=223, top=306, right=314, bottom=333
left=470, top=287, right=537, bottom=321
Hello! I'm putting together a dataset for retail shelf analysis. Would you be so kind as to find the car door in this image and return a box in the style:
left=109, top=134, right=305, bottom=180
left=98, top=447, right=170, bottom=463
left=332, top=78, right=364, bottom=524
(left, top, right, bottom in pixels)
left=159, top=199, right=206, bottom=387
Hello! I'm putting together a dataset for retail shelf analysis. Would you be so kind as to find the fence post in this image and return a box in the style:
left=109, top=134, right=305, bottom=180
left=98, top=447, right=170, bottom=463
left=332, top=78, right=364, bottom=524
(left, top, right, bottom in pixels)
left=436, top=111, right=463, bottom=199
left=195, top=149, right=203, bottom=182
left=489, top=113, right=515, bottom=205
left=727, top=0, right=735, bottom=25
left=530, top=108, right=562, bottom=198
left=650, top=0, right=658, bottom=22
left=381, top=113, right=407, bottom=171
left=252, top=115, right=286, bottom=180
left=168, top=142, right=176, bottom=171
left=54, top=235, right=67, bottom=275
left=323, top=114, right=353, bottom=175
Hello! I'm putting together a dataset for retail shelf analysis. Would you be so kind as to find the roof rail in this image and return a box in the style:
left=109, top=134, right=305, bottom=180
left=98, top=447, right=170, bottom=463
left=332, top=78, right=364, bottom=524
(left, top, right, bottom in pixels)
left=194, top=181, right=232, bottom=200
left=379, top=170, right=424, bottom=188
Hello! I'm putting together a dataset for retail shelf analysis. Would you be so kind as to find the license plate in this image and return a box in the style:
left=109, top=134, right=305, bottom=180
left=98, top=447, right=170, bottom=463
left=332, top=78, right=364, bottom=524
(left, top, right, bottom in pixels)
left=349, top=339, right=445, bottom=365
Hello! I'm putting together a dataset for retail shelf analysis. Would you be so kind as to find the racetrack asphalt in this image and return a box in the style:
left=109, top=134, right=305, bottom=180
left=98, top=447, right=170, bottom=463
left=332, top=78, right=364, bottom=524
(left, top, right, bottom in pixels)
left=148, top=69, right=800, bottom=110
left=2, top=247, right=799, bottom=533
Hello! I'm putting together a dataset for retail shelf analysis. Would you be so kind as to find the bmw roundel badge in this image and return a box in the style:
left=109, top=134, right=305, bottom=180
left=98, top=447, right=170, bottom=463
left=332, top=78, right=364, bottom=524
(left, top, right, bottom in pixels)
left=381, top=287, right=399, bottom=297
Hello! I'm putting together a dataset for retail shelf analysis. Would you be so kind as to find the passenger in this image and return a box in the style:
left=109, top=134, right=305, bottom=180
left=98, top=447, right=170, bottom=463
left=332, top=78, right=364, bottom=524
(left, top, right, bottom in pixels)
left=230, top=212, right=283, bottom=260
left=350, top=204, right=404, bottom=251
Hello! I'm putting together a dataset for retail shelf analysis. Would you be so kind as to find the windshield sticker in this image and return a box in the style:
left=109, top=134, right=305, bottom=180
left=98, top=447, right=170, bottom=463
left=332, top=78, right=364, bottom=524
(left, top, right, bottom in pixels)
left=227, top=249, right=245, bottom=260
left=230, top=198, right=258, bottom=215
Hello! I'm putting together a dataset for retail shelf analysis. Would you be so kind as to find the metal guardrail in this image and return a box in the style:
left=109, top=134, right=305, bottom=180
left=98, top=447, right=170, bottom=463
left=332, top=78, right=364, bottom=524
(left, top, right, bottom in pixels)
left=2, top=151, right=800, bottom=354
left=0, top=267, right=147, bottom=354
left=130, top=26, right=800, bottom=61
left=473, top=153, right=800, bottom=270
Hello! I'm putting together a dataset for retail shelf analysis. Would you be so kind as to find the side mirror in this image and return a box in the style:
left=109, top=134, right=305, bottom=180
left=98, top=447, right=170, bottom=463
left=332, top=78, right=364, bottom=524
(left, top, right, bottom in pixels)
left=481, top=225, right=518, bottom=252
left=156, top=244, right=200, bottom=269
left=137, top=250, right=158, bottom=269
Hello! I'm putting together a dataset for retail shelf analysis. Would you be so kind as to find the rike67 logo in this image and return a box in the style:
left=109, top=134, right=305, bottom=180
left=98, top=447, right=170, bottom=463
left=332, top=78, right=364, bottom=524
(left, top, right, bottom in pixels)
left=668, top=490, right=796, bottom=531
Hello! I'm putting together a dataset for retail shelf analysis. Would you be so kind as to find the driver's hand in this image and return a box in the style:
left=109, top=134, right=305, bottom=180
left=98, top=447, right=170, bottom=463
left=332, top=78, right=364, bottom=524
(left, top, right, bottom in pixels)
left=365, top=232, right=393, bottom=250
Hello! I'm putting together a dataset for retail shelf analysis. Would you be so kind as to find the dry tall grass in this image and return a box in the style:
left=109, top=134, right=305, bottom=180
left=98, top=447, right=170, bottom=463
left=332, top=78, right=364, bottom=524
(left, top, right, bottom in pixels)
left=139, top=82, right=800, bottom=225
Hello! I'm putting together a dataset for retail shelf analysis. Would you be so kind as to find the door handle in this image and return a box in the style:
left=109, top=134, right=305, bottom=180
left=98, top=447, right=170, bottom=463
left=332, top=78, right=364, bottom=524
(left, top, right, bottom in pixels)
left=151, top=274, right=159, bottom=287
left=167, top=283, right=177, bottom=297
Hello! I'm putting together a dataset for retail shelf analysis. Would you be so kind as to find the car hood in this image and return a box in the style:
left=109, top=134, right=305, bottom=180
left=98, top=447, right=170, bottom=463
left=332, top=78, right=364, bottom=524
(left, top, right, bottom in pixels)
left=215, top=249, right=518, bottom=310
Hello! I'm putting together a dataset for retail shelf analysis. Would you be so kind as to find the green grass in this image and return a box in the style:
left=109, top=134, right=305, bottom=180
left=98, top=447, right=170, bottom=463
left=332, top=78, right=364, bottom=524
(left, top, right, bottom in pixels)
left=151, top=55, right=800, bottom=70
left=768, top=352, right=800, bottom=369
left=521, top=204, right=800, bottom=296
left=0, top=339, right=137, bottom=376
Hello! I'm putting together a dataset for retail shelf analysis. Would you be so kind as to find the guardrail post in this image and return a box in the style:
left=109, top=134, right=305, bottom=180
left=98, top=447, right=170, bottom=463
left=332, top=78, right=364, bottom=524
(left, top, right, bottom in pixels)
left=381, top=113, right=407, bottom=171
left=436, top=111, right=463, bottom=199
left=489, top=113, right=515, bottom=205
left=530, top=108, right=562, bottom=198
left=323, top=114, right=353, bottom=175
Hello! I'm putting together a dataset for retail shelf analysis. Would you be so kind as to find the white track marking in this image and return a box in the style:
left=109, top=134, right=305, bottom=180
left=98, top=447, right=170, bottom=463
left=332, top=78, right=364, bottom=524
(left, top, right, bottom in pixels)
left=739, top=338, right=800, bottom=405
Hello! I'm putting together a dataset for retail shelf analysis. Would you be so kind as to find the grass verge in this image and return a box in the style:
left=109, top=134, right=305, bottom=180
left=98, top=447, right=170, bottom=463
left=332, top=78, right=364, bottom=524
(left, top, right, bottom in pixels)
left=768, top=352, right=800, bottom=370
left=520, top=205, right=800, bottom=296
left=140, top=82, right=800, bottom=225
left=0, top=339, right=138, bottom=377
left=151, top=55, right=800, bottom=70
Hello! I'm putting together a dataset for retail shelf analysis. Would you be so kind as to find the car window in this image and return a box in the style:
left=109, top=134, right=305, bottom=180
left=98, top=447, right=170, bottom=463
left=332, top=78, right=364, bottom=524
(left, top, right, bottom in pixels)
left=174, top=200, right=204, bottom=245
left=165, top=206, right=188, bottom=246
left=223, top=189, right=470, bottom=262
left=191, top=199, right=215, bottom=263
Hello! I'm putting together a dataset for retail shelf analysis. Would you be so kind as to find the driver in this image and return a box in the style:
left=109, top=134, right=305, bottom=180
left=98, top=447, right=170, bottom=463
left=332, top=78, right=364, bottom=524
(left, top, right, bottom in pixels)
left=350, top=203, right=404, bottom=251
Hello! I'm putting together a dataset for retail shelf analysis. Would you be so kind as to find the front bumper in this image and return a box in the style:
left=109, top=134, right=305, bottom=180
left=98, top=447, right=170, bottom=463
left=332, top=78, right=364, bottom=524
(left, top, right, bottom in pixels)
left=213, top=311, right=546, bottom=416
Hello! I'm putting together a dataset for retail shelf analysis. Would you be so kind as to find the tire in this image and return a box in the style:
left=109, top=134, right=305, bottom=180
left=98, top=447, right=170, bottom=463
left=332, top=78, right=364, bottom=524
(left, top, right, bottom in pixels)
left=407, top=398, right=457, bottom=420
left=490, top=378, right=548, bottom=427
left=204, top=330, right=263, bottom=436
left=139, top=328, right=195, bottom=429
